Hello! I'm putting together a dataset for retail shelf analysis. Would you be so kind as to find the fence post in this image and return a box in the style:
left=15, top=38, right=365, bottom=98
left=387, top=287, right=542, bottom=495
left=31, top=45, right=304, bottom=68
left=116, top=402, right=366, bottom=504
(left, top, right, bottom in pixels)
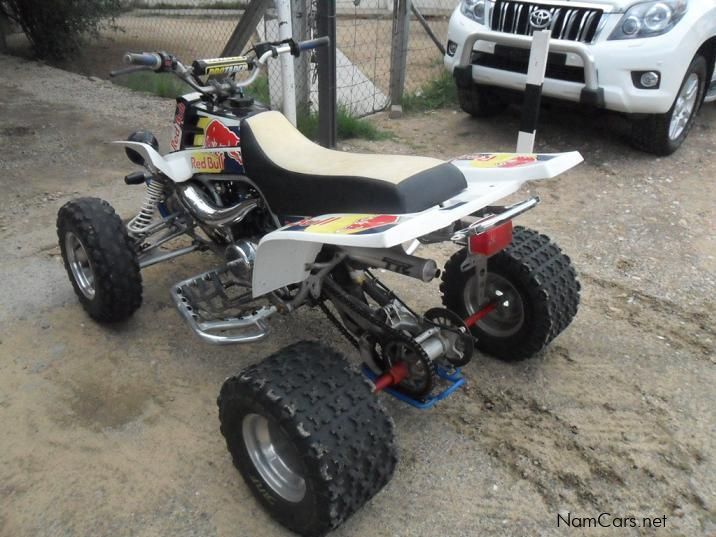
left=316, top=0, right=337, bottom=148
left=276, top=0, right=297, bottom=125
left=410, top=4, right=445, bottom=56
left=292, top=0, right=312, bottom=115
left=516, top=29, right=551, bottom=153
left=388, top=0, right=411, bottom=118
left=221, top=0, right=272, bottom=57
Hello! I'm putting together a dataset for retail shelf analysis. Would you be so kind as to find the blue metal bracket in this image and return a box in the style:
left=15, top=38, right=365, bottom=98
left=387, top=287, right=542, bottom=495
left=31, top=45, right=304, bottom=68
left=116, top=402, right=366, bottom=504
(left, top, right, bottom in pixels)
left=362, top=365, right=465, bottom=409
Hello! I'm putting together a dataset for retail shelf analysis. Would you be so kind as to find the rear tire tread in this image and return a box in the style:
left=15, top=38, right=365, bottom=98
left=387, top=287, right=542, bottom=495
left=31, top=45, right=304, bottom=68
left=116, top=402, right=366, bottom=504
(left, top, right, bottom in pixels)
left=441, top=226, right=580, bottom=360
left=218, top=341, right=397, bottom=537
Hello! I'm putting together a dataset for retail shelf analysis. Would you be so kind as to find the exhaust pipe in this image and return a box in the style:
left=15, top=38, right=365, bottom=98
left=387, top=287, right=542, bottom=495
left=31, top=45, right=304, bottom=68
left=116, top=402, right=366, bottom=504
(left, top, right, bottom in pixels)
left=342, top=246, right=439, bottom=282
left=178, top=183, right=258, bottom=227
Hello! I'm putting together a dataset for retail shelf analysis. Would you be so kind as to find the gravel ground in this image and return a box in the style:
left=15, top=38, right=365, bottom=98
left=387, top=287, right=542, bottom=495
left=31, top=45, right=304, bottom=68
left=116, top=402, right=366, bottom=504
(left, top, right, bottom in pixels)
left=0, top=53, right=714, bottom=537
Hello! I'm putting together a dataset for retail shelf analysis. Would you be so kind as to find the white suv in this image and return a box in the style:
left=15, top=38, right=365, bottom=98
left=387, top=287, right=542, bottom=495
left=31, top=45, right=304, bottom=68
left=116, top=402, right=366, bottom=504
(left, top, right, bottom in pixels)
left=444, top=0, right=716, bottom=155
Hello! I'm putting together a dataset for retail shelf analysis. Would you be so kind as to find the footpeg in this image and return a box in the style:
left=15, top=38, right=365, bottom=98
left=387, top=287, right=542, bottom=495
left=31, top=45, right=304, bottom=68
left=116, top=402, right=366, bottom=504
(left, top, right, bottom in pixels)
left=170, top=266, right=275, bottom=345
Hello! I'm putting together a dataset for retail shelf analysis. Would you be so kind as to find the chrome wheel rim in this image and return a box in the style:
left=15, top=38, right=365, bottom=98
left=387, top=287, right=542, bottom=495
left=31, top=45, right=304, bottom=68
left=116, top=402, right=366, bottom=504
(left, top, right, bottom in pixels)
left=669, top=73, right=700, bottom=141
left=65, top=232, right=95, bottom=299
left=464, top=273, right=525, bottom=338
left=242, top=413, right=306, bottom=503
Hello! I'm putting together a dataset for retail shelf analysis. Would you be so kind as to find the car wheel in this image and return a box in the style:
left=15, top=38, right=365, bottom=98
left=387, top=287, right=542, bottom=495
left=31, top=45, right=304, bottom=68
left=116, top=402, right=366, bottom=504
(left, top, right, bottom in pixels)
left=457, top=83, right=507, bottom=118
left=630, top=55, right=707, bottom=156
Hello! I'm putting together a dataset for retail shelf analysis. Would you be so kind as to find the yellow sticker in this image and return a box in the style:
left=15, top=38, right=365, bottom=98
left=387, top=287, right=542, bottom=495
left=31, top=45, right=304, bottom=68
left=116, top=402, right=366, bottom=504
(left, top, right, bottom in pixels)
left=207, top=64, right=246, bottom=76
left=190, top=152, right=224, bottom=174
left=461, top=153, right=538, bottom=169
left=284, top=214, right=399, bottom=235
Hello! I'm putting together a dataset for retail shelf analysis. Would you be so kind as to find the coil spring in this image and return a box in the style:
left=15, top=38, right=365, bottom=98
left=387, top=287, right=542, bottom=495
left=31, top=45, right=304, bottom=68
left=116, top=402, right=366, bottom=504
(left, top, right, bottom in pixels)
left=127, top=179, right=166, bottom=235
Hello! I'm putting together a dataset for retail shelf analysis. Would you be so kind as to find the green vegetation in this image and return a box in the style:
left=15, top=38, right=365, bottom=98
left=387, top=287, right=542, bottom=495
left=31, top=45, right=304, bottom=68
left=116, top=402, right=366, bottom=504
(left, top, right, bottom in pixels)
left=114, top=72, right=388, bottom=142
left=401, top=71, right=457, bottom=113
left=243, top=75, right=270, bottom=105
left=0, top=0, right=121, bottom=59
left=115, top=71, right=192, bottom=98
left=298, top=107, right=391, bottom=142
left=128, top=1, right=247, bottom=9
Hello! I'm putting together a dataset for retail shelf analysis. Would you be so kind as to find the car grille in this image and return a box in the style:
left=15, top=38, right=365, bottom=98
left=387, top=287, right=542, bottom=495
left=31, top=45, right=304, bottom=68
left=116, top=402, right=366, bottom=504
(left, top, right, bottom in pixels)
left=490, top=1, right=602, bottom=43
left=472, top=48, right=585, bottom=83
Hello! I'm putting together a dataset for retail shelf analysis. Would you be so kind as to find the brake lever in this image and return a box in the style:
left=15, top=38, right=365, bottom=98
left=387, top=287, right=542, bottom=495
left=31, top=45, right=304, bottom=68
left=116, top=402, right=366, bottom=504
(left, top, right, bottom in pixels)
left=109, top=65, right=153, bottom=78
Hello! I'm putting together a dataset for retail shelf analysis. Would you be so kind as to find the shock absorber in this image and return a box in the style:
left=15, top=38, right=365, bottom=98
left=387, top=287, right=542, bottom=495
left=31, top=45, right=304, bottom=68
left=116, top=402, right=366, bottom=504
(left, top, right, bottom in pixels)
left=127, top=178, right=166, bottom=235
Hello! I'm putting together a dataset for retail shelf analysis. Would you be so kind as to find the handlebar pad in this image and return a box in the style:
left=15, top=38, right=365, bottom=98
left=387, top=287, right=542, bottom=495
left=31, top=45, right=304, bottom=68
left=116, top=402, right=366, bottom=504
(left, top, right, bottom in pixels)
left=297, top=37, right=330, bottom=51
left=124, top=52, right=162, bottom=69
left=192, top=56, right=250, bottom=77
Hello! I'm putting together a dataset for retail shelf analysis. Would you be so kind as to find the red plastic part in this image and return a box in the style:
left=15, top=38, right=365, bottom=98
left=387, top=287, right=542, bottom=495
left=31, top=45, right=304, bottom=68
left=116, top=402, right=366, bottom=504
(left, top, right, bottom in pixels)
left=468, top=221, right=513, bottom=256
left=464, top=301, right=497, bottom=328
left=373, top=362, right=409, bottom=392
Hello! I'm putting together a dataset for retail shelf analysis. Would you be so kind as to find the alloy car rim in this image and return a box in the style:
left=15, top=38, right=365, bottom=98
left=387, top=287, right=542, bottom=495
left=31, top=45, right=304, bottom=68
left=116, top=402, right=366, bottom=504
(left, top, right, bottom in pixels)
left=242, top=413, right=306, bottom=503
left=65, top=232, right=96, bottom=299
left=669, top=73, right=700, bottom=141
left=464, top=273, right=525, bottom=338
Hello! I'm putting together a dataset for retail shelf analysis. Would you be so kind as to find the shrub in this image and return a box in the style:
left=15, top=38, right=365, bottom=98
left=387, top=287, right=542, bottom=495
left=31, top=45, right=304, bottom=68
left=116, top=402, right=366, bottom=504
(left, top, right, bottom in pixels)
left=401, top=71, right=458, bottom=113
left=0, top=0, right=122, bottom=59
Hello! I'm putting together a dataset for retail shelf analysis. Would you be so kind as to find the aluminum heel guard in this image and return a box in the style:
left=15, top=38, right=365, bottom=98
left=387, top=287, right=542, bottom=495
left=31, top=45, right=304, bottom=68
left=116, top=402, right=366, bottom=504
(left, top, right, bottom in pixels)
left=171, top=266, right=276, bottom=345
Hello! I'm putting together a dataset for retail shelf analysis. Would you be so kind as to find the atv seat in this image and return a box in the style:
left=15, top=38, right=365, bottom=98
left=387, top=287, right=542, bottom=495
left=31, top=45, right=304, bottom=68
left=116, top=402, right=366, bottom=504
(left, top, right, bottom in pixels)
left=240, top=111, right=466, bottom=216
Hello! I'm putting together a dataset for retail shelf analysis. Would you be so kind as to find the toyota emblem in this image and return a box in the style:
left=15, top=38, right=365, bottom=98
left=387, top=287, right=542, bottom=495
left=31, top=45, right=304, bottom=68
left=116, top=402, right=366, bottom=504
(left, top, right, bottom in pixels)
left=530, top=8, right=552, bottom=30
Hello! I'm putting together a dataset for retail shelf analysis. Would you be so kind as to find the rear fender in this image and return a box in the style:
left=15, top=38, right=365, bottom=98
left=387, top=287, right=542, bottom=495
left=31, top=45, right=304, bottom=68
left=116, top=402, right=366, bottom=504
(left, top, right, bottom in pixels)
left=252, top=151, right=582, bottom=296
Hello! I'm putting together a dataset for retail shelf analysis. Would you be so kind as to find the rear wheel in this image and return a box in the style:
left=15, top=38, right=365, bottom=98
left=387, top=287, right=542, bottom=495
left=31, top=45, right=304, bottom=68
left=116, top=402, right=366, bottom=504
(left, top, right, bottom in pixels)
left=630, top=55, right=707, bottom=156
left=457, top=83, right=507, bottom=118
left=57, top=197, right=142, bottom=322
left=218, top=341, right=397, bottom=537
left=441, top=226, right=580, bottom=361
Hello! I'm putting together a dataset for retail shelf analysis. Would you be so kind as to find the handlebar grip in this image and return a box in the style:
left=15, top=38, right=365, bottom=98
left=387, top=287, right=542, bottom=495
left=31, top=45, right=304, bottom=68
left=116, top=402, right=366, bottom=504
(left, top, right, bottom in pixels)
left=297, top=36, right=330, bottom=52
left=124, top=52, right=162, bottom=70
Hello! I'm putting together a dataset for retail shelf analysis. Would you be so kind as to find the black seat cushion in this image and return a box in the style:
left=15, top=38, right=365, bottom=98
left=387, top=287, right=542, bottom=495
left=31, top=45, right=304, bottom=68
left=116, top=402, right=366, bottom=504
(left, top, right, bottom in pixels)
left=239, top=112, right=466, bottom=216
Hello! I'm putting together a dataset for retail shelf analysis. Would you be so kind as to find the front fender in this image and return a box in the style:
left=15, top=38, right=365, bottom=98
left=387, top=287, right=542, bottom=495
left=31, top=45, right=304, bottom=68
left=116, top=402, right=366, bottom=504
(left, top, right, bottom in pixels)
left=112, top=142, right=232, bottom=183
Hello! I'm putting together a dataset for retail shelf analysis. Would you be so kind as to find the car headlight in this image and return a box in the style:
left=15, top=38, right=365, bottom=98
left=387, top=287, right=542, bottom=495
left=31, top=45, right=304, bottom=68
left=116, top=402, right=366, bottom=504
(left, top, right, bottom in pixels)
left=609, top=0, right=688, bottom=40
left=460, top=0, right=487, bottom=25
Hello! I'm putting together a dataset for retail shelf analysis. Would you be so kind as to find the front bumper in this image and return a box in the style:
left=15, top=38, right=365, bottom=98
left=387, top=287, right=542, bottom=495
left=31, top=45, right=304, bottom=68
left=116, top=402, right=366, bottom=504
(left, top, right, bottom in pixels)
left=445, top=12, right=688, bottom=115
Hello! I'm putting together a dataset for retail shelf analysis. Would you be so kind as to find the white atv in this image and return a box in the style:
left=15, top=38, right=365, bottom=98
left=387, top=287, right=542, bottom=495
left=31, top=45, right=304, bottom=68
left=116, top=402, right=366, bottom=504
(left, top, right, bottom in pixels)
left=57, top=37, right=581, bottom=536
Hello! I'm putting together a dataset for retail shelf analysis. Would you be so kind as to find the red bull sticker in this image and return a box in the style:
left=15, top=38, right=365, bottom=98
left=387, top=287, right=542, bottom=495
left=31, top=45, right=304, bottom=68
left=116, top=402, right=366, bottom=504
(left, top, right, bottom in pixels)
left=284, top=214, right=400, bottom=235
left=453, top=153, right=554, bottom=168
left=204, top=120, right=242, bottom=165
left=169, top=102, right=186, bottom=151
left=191, top=152, right=225, bottom=173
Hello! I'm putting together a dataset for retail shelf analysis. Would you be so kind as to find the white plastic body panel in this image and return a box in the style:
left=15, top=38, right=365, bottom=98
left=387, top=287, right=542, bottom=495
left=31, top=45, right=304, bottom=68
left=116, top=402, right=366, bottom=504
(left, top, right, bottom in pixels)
left=112, top=142, right=232, bottom=183
left=251, top=151, right=583, bottom=296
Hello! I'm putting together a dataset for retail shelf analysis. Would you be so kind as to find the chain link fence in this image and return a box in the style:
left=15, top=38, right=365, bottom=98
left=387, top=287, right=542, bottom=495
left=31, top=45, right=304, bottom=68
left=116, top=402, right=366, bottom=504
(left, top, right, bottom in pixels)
left=4, top=0, right=455, bottom=116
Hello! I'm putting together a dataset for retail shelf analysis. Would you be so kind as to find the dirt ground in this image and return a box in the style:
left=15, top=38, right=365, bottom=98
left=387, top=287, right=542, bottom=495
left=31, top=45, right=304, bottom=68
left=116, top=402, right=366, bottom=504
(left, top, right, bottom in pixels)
left=0, top=52, right=714, bottom=537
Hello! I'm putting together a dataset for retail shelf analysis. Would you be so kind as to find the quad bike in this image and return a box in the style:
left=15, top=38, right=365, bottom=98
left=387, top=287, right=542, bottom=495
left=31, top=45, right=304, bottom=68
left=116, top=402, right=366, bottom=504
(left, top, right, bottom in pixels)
left=57, top=37, right=581, bottom=536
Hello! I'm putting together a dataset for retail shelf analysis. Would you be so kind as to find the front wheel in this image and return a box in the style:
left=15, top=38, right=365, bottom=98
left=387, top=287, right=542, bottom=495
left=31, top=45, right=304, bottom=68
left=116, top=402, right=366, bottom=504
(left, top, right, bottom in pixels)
left=629, top=55, right=707, bottom=156
left=441, top=226, right=580, bottom=361
left=457, top=83, right=507, bottom=118
left=218, top=341, right=397, bottom=537
left=57, top=197, right=142, bottom=322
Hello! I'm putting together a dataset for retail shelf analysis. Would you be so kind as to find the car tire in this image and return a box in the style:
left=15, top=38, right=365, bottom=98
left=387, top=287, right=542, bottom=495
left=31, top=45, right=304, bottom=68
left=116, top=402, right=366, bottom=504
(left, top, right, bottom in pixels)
left=57, top=197, right=142, bottom=322
left=440, top=226, right=580, bottom=361
left=218, top=341, right=397, bottom=537
left=630, top=55, right=707, bottom=156
left=457, top=83, right=507, bottom=118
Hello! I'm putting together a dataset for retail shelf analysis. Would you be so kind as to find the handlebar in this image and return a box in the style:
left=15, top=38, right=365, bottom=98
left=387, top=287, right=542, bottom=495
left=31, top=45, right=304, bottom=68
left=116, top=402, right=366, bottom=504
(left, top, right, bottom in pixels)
left=297, top=36, right=330, bottom=52
left=111, top=36, right=330, bottom=99
left=124, top=52, right=162, bottom=70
